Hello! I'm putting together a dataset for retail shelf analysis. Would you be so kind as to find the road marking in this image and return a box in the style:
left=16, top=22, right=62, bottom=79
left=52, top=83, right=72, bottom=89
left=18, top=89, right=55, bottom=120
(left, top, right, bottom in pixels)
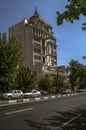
left=5, top=107, right=33, bottom=115
left=62, top=114, right=81, bottom=127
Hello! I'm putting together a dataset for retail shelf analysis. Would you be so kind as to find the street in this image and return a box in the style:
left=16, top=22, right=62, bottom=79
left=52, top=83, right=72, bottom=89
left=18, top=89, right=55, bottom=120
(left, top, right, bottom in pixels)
left=0, top=94, right=86, bottom=130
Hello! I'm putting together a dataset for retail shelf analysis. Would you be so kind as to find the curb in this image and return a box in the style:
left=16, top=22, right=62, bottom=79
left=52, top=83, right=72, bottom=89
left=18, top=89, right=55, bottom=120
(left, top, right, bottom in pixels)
left=0, top=92, right=86, bottom=106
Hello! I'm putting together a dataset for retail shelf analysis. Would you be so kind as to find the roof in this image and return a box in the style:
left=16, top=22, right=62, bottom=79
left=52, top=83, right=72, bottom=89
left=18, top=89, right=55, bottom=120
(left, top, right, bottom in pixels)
left=29, top=7, right=52, bottom=29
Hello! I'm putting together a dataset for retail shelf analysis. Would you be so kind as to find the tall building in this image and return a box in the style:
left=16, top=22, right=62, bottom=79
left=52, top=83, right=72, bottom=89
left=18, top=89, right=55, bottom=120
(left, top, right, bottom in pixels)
left=9, top=8, right=57, bottom=77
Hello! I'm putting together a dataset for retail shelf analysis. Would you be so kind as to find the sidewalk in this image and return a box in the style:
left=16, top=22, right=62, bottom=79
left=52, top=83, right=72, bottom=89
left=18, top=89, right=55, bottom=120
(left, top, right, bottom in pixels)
left=0, top=92, right=85, bottom=106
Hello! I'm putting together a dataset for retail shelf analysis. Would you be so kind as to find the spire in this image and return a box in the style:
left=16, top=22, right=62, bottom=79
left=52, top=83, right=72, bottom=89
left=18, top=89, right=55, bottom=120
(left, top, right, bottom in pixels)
left=34, top=7, right=39, bottom=17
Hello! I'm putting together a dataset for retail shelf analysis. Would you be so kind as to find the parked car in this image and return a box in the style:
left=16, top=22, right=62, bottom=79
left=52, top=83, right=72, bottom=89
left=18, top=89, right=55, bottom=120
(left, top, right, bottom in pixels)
left=1, top=90, right=24, bottom=100
left=61, top=89, right=72, bottom=94
left=39, top=90, right=48, bottom=95
left=77, top=89, right=86, bottom=93
left=24, top=90, right=41, bottom=98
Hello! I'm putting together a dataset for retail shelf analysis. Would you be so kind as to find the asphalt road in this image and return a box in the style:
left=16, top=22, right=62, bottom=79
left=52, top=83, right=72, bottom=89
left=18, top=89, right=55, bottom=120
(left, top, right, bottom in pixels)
left=0, top=94, right=86, bottom=130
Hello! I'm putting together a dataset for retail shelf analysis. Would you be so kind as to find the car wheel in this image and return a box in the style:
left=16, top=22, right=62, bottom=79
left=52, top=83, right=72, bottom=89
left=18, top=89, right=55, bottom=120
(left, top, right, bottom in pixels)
left=20, top=95, right=23, bottom=99
left=8, top=96, right=12, bottom=100
left=30, top=95, right=33, bottom=98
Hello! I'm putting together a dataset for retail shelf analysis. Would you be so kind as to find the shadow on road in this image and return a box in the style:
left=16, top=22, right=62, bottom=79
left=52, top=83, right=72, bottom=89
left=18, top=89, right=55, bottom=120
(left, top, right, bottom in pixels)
left=24, top=109, right=86, bottom=130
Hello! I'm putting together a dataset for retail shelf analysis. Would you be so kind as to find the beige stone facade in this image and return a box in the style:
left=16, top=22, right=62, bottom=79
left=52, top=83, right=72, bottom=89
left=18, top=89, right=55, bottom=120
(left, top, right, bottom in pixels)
left=9, top=8, right=57, bottom=77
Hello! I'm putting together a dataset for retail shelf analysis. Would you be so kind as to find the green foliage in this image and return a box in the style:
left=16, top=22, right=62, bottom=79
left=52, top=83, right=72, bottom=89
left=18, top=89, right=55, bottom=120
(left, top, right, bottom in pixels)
left=0, top=34, right=23, bottom=77
left=79, top=64, right=86, bottom=89
left=53, top=74, right=65, bottom=93
left=57, top=0, right=86, bottom=30
left=57, top=13, right=64, bottom=25
left=68, top=60, right=81, bottom=90
left=0, top=33, right=23, bottom=92
left=15, top=66, right=37, bottom=92
left=38, top=75, right=53, bottom=93
left=68, top=59, right=86, bottom=91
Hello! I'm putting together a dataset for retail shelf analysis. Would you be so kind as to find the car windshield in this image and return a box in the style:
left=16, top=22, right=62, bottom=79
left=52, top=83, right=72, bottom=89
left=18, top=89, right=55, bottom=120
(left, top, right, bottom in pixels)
left=7, top=90, right=14, bottom=93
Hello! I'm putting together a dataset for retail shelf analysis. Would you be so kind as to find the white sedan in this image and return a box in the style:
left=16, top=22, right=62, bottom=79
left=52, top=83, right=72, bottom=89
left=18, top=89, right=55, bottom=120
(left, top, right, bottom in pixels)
left=24, top=90, right=41, bottom=98
left=61, top=89, right=72, bottom=94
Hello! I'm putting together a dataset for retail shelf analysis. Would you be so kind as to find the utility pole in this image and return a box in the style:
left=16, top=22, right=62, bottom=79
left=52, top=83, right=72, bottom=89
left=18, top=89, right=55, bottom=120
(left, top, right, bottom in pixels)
left=55, top=67, right=59, bottom=94
left=82, top=56, right=86, bottom=89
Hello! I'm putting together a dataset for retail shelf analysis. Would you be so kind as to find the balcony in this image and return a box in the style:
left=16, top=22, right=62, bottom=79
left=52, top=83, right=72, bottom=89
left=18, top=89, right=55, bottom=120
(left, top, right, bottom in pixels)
left=42, top=65, right=57, bottom=75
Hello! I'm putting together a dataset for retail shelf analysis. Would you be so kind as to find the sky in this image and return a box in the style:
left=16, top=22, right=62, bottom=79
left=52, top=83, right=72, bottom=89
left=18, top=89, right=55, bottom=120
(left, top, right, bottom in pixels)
left=0, top=0, right=86, bottom=66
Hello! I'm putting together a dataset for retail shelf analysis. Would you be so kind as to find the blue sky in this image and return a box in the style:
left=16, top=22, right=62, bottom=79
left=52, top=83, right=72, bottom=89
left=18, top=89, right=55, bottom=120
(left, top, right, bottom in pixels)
left=0, top=0, right=86, bottom=66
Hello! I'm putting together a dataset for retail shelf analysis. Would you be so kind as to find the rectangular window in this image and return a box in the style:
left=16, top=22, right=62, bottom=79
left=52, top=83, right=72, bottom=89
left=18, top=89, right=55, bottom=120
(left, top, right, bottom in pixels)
left=54, top=45, right=56, bottom=50
left=33, top=36, right=40, bottom=42
left=43, top=57, right=45, bottom=64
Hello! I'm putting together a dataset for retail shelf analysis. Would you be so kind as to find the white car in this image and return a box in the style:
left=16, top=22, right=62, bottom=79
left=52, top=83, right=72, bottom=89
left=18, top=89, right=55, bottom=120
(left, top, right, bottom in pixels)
left=61, top=89, right=72, bottom=94
left=2, top=90, right=24, bottom=100
left=24, top=90, right=41, bottom=98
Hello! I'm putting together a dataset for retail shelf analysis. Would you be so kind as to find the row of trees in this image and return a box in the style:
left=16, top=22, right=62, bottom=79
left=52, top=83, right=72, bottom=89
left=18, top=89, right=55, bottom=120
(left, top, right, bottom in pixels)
left=0, top=33, right=66, bottom=93
left=0, top=33, right=40, bottom=93
left=0, top=33, right=23, bottom=92
left=0, top=33, right=86, bottom=93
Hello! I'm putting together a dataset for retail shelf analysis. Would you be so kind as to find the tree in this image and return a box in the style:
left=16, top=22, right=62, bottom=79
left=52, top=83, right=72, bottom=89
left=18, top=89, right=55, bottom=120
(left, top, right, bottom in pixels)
left=68, top=60, right=81, bottom=91
left=15, top=66, right=37, bottom=92
left=79, top=64, right=86, bottom=89
left=0, top=33, right=23, bottom=92
left=57, top=0, right=86, bottom=30
left=53, top=74, right=66, bottom=93
left=38, top=75, right=53, bottom=93
left=68, top=59, right=86, bottom=91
